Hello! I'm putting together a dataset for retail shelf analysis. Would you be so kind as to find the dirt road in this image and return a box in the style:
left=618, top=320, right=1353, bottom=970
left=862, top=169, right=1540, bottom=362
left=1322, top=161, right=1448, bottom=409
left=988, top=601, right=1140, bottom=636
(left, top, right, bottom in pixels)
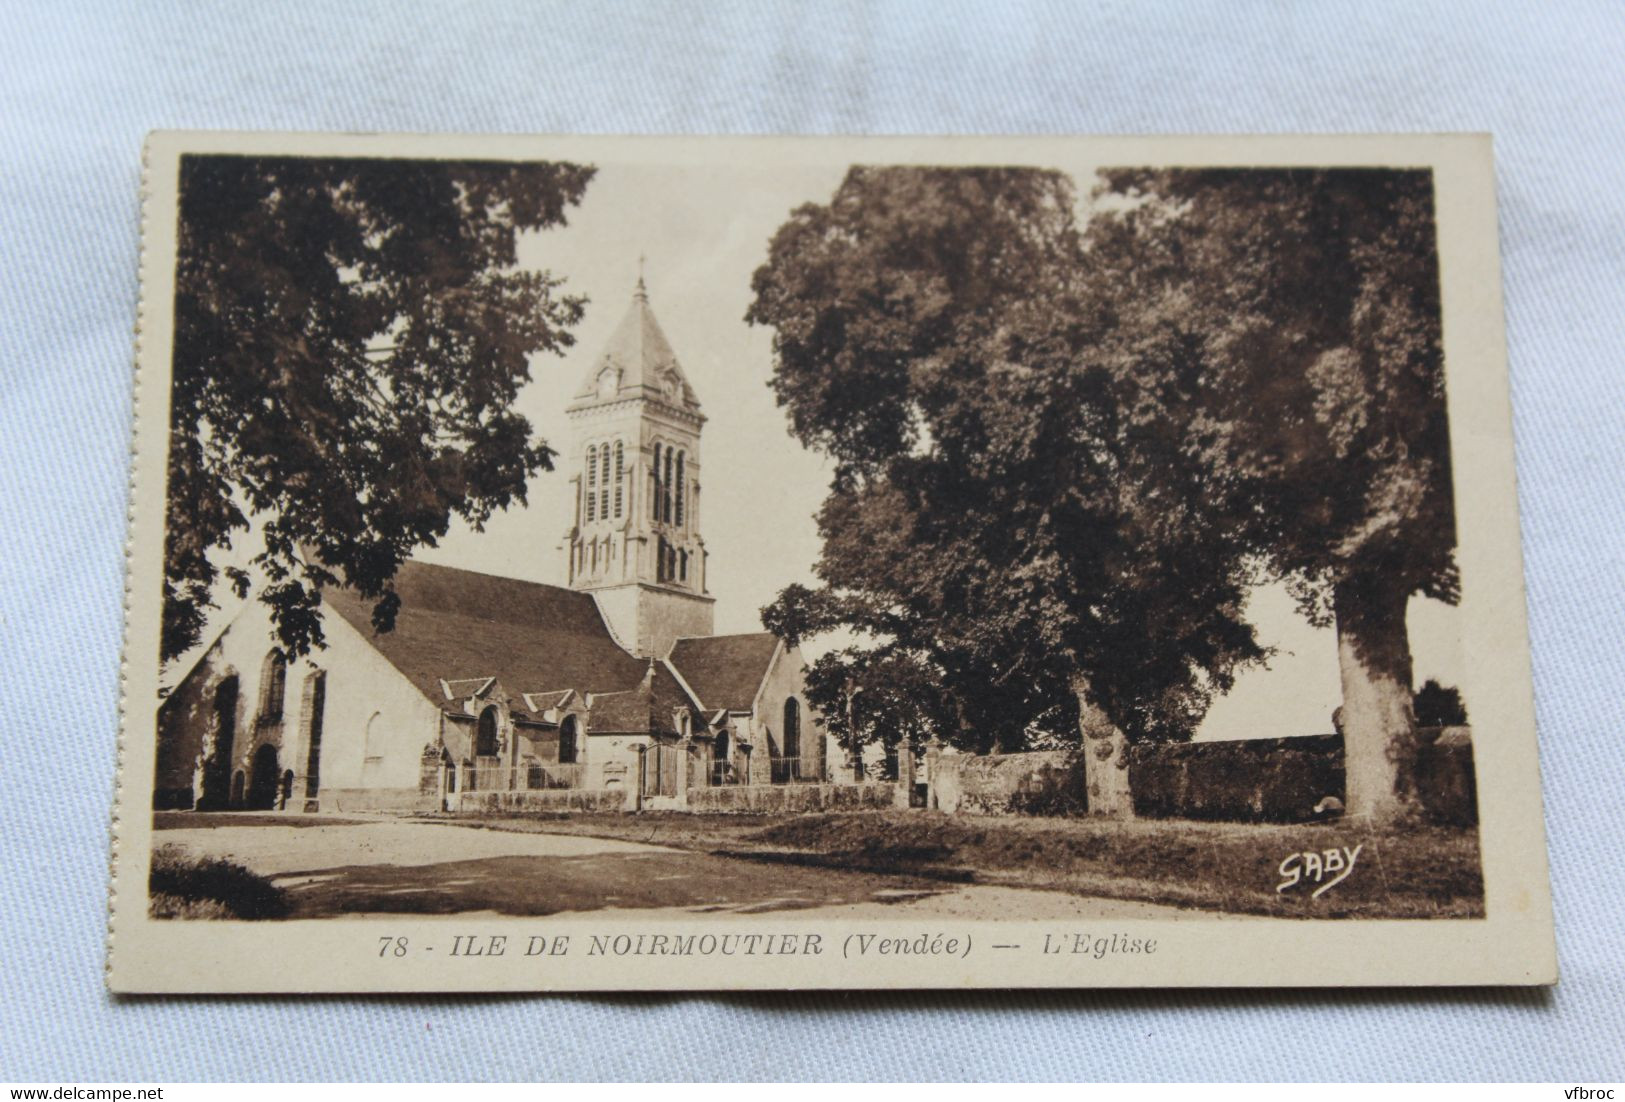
left=155, top=818, right=1194, bottom=920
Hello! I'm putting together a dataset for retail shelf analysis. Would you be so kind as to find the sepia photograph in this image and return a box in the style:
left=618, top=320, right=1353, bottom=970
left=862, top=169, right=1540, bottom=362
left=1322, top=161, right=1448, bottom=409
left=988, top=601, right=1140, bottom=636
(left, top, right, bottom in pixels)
left=108, top=133, right=1553, bottom=991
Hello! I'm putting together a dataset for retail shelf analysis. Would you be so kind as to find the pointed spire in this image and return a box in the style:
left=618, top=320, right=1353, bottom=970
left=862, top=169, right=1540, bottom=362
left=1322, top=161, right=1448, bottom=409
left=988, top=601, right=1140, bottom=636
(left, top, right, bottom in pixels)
left=569, top=271, right=702, bottom=412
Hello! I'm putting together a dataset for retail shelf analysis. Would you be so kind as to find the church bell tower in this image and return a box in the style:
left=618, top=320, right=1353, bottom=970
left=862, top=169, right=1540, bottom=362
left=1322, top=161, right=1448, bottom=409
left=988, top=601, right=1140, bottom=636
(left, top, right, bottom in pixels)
left=563, top=277, right=715, bottom=658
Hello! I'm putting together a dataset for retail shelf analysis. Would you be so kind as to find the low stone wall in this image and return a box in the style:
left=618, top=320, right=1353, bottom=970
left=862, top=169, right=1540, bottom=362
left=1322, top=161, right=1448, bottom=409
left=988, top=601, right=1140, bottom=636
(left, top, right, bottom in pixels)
left=927, top=750, right=1082, bottom=815
left=685, top=782, right=894, bottom=814
left=322, top=787, right=440, bottom=814
left=922, top=728, right=1477, bottom=825
left=1129, top=736, right=1343, bottom=823
left=454, top=787, right=627, bottom=814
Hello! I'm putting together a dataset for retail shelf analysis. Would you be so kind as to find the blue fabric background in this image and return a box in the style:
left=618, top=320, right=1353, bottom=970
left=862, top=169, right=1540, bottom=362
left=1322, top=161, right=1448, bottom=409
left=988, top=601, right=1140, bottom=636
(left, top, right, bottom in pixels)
left=2, top=0, right=1621, bottom=1082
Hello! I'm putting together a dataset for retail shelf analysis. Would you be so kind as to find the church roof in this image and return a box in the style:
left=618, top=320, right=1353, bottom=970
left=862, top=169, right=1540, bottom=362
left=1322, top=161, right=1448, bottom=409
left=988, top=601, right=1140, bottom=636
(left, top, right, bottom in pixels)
left=667, top=632, right=783, bottom=713
left=587, top=662, right=703, bottom=736
left=569, top=281, right=702, bottom=413
left=324, top=560, right=648, bottom=713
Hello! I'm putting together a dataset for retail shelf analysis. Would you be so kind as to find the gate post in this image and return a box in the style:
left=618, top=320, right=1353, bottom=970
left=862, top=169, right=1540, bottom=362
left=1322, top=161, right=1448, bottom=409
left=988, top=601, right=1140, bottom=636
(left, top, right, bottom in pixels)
left=674, top=737, right=692, bottom=805
left=893, top=741, right=916, bottom=809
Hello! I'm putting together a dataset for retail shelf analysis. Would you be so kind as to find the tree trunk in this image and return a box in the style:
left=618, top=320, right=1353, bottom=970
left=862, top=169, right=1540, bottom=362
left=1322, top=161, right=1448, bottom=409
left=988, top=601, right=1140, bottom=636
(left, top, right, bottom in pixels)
left=1333, top=573, right=1420, bottom=823
left=1074, top=676, right=1134, bottom=818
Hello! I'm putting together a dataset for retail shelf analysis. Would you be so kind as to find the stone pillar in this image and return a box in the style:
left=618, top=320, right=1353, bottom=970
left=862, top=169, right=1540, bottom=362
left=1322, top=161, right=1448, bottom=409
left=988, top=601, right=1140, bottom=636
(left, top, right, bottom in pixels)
left=675, top=737, right=692, bottom=803
left=922, top=740, right=942, bottom=809
left=1077, top=684, right=1134, bottom=818
left=893, top=741, right=917, bottom=809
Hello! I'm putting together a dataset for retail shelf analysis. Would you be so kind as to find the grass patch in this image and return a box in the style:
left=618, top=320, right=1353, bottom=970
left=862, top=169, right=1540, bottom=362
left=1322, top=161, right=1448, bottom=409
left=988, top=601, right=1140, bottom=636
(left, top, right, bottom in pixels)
left=449, top=809, right=1483, bottom=919
left=148, top=843, right=291, bottom=920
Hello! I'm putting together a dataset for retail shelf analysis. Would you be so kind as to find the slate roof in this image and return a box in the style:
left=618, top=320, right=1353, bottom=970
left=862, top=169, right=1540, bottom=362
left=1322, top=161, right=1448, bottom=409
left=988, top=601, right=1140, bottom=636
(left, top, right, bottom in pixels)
left=520, top=689, right=575, bottom=714
left=324, top=560, right=648, bottom=713
left=441, top=677, right=495, bottom=700
left=569, top=283, right=701, bottom=412
left=587, top=662, right=704, bottom=736
left=666, top=632, right=782, bottom=713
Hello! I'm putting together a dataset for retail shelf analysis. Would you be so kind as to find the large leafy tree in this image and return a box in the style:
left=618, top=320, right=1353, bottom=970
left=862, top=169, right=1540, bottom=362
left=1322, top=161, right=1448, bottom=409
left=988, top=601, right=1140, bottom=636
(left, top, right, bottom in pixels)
left=798, top=647, right=960, bottom=777
left=163, top=154, right=594, bottom=663
left=1092, top=168, right=1455, bottom=821
left=749, top=167, right=1265, bottom=758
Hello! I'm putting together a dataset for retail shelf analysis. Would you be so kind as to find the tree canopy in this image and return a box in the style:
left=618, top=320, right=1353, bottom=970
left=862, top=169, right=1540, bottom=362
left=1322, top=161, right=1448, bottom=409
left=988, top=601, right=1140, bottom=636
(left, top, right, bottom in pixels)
left=163, top=154, right=594, bottom=663
left=749, top=167, right=1266, bottom=749
left=1091, top=168, right=1456, bottom=621
left=1092, top=169, right=1455, bottom=818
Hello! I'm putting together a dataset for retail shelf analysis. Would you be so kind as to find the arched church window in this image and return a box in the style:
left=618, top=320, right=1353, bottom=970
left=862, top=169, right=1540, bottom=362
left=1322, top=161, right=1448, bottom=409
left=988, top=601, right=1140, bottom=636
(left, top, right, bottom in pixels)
left=613, top=441, right=624, bottom=518
left=259, top=651, right=286, bottom=723
left=675, top=452, right=686, bottom=527
left=599, top=444, right=610, bottom=519
left=783, top=698, right=801, bottom=765
left=475, top=708, right=499, bottom=758
left=585, top=445, right=597, bottom=523
left=558, top=714, right=579, bottom=765
left=679, top=548, right=688, bottom=582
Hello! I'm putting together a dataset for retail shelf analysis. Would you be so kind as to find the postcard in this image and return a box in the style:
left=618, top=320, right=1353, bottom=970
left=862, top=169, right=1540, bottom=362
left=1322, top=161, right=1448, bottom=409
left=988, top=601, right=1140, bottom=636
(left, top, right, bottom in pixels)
left=108, top=132, right=1555, bottom=991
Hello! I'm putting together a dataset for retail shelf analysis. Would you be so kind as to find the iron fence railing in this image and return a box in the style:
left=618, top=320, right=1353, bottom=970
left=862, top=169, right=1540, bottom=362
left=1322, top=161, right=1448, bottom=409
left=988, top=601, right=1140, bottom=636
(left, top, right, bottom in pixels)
left=525, top=762, right=586, bottom=790
left=709, top=760, right=744, bottom=787
left=462, top=759, right=587, bottom=792
left=767, top=756, right=822, bottom=785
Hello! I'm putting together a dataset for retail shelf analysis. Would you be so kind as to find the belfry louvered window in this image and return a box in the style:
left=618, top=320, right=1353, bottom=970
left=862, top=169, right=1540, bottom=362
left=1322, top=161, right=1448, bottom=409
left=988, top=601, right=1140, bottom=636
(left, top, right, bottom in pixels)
left=675, top=451, right=686, bottom=527
left=585, top=445, right=597, bottom=522
left=662, top=448, right=674, bottom=523
left=599, top=444, right=610, bottom=519
left=613, top=440, right=624, bottom=518
left=651, top=445, right=662, bottom=521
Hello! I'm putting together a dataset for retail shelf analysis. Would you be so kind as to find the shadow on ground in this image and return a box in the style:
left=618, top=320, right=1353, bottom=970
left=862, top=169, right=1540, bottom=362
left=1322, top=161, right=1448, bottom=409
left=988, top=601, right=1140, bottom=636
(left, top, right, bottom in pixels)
left=271, top=848, right=952, bottom=918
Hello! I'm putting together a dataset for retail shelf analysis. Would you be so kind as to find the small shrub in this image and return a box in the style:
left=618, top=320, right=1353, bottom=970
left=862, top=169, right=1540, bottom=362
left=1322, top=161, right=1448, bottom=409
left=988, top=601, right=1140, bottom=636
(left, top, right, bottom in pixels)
left=1414, top=679, right=1469, bottom=727
left=148, top=844, right=290, bottom=920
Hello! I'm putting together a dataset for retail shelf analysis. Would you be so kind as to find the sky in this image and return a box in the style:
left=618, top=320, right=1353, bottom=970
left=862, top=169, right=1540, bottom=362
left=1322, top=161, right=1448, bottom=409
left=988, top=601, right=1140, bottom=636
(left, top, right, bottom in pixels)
left=413, top=156, right=1467, bottom=742
left=173, top=153, right=1466, bottom=740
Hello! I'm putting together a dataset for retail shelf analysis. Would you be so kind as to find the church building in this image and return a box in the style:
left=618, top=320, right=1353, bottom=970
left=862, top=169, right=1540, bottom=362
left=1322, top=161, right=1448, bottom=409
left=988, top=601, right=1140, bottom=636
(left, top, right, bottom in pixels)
left=154, top=282, right=833, bottom=814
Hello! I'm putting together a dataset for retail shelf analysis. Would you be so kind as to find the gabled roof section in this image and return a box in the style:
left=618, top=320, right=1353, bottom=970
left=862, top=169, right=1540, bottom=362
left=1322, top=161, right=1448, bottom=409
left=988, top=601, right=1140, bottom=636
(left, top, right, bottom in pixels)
left=569, top=281, right=702, bottom=413
left=521, top=689, right=577, bottom=714
left=441, top=676, right=496, bottom=701
left=324, top=560, right=648, bottom=711
left=586, top=661, right=705, bottom=736
left=667, top=632, right=783, bottom=714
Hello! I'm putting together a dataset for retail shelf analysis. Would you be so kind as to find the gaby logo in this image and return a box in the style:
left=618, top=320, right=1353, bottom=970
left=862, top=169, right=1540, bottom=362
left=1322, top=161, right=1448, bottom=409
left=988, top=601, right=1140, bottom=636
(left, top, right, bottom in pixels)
left=1277, top=844, right=1364, bottom=899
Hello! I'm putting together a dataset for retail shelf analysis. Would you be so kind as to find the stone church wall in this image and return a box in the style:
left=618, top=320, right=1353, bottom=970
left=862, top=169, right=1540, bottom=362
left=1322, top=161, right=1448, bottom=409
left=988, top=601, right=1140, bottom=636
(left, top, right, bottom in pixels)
left=304, top=607, right=443, bottom=801
left=155, top=593, right=443, bottom=812
left=591, top=583, right=714, bottom=660
left=749, top=641, right=829, bottom=782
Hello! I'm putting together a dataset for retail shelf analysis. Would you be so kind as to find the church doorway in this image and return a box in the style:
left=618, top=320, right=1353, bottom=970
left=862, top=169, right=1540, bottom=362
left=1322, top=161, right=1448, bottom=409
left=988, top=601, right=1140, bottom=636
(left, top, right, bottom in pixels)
left=247, top=743, right=281, bottom=810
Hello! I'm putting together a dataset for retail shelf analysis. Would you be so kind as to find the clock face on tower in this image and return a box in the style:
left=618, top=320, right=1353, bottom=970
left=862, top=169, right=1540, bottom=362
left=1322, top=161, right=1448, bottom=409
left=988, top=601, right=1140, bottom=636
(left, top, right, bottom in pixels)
left=596, top=365, right=620, bottom=399
left=661, top=368, right=682, bottom=402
